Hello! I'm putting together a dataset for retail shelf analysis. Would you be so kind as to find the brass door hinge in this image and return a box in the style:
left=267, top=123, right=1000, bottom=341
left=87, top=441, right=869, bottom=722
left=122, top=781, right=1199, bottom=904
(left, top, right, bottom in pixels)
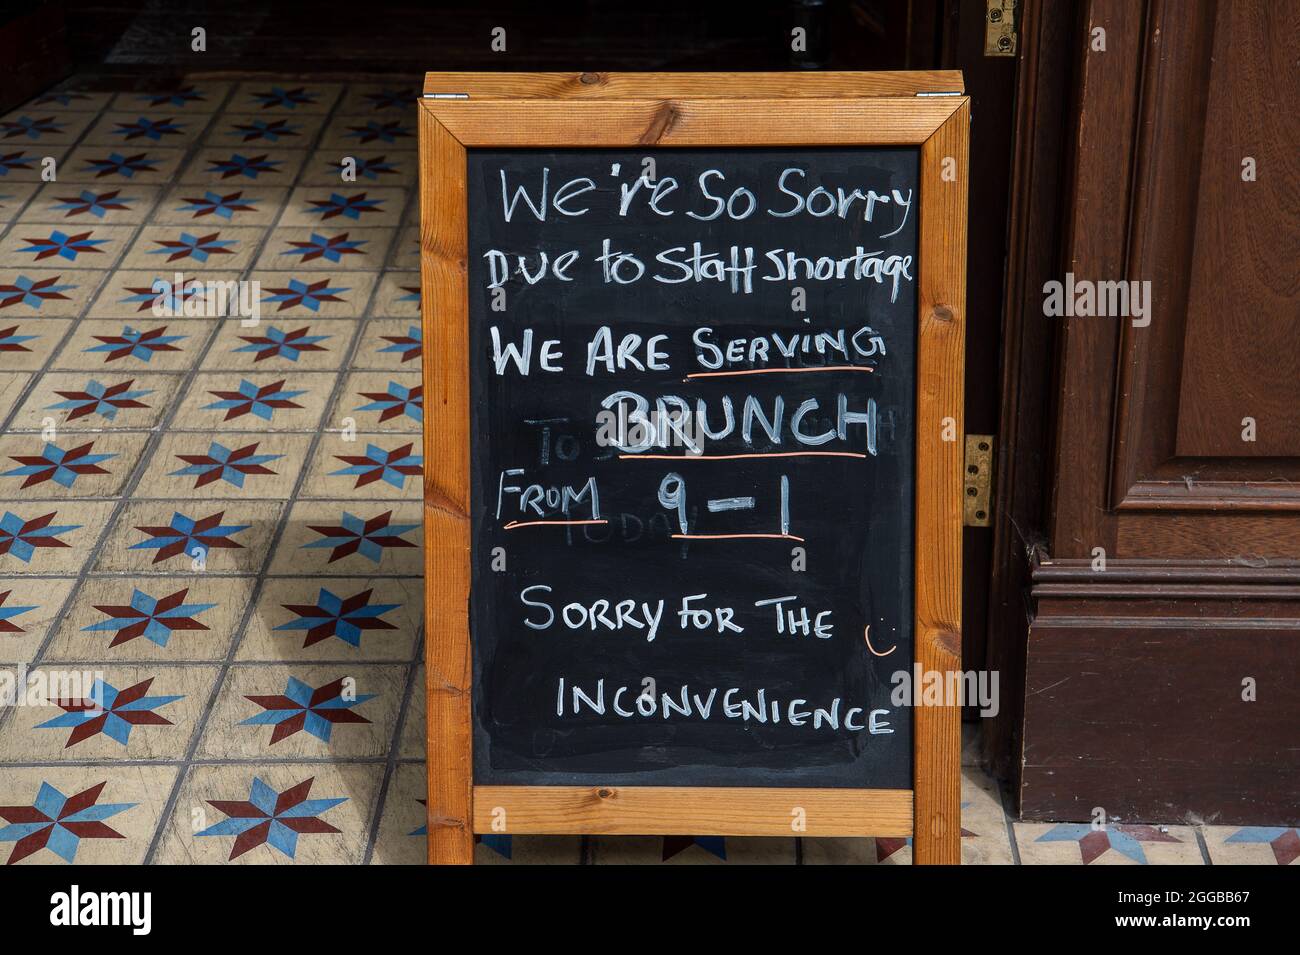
left=964, top=435, right=994, bottom=527
left=985, top=0, right=1019, bottom=57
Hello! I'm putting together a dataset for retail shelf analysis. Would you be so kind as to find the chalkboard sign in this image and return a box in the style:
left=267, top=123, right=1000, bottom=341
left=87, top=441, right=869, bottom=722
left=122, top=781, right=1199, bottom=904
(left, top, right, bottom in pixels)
left=420, top=72, right=969, bottom=864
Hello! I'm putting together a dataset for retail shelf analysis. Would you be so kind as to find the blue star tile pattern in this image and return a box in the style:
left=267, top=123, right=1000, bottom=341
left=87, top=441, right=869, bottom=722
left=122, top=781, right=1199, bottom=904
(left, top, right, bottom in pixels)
left=85, top=325, right=186, bottom=362
left=207, top=153, right=282, bottom=180
left=50, top=189, right=134, bottom=219
left=0, top=589, right=38, bottom=632
left=170, top=441, right=283, bottom=489
left=250, top=87, right=318, bottom=110
left=83, top=152, right=160, bottom=178
left=330, top=442, right=422, bottom=490
left=274, top=586, right=399, bottom=647
left=82, top=586, right=216, bottom=648
left=302, top=510, right=419, bottom=564
left=0, top=115, right=66, bottom=141
left=0, top=510, right=81, bottom=561
left=196, top=776, right=345, bottom=860
left=46, top=378, right=153, bottom=422
left=0, top=781, right=136, bottom=864
left=240, top=676, right=375, bottom=743
left=0, top=275, right=35, bottom=310
left=202, top=378, right=306, bottom=421
left=234, top=324, right=330, bottom=362
left=1035, top=823, right=1182, bottom=864
left=279, top=232, right=365, bottom=263
left=378, top=325, right=422, bottom=363
left=130, top=510, right=250, bottom=563
left=1224, top=827, right=1300, bottom=865
left=18, top=229, right=109, bottom=262
left=118, top=276, right=203, bottom=313
left=112, top=116, right=184, bottom=141
left=137, top=86, right=205, bottom=108
left=2, top=441, right=116, bottom=490
left=0, top=151, right=39, bottom=176
left=356, top=381, right=423, bottom=424
left=175, top=190, right=259, bottom=220
left=0, top=325, right=39, bottom=349
left=36, top=677, right=183, bottom=747
left=262, top=277, right=349, bottom=312
left=307, top=191, right=382, bottom=220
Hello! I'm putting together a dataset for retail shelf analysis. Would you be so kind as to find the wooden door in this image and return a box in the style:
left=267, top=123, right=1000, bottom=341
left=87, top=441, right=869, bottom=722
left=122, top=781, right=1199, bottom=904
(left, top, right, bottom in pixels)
left=988, top=0, right=1300, bottom=824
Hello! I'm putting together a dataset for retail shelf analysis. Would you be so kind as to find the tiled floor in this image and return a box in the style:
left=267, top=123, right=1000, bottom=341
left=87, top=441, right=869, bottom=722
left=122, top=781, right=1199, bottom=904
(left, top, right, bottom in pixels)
left=0, top=78, right=1294, bottom=866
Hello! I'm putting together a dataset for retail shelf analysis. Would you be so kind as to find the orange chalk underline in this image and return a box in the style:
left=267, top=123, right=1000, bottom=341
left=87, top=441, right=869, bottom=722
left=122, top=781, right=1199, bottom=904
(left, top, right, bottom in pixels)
left=672, top=533, right=806, bottom=542
left=620, top=451, right=867, bottom=461
left=686, top=365, right=875, bottom=379
left=503, top=519, right=609, bottom=529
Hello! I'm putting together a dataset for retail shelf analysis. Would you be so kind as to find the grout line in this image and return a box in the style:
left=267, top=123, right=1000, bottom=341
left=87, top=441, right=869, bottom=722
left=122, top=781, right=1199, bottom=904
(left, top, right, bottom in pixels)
left=360, top=627, right=424, bottom=864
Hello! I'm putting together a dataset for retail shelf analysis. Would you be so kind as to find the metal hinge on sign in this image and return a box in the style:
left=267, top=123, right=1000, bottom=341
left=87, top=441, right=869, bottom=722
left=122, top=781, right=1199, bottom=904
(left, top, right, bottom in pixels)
left=964, top=435, right=994, bottom=527
left=985, top=0, right=1018, bottom=57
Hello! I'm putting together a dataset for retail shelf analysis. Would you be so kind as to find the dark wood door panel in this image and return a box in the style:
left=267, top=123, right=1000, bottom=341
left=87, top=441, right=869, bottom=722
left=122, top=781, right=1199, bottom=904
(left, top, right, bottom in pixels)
left=1176, top=1, right=1300, bottom=459
left=1109, top=0, right=1300, bottom=513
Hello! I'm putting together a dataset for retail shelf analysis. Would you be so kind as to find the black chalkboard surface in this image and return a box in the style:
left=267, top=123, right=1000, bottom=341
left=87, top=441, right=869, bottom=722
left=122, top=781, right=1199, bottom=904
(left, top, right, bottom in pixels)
left=468, top=148, right=918, bottom=789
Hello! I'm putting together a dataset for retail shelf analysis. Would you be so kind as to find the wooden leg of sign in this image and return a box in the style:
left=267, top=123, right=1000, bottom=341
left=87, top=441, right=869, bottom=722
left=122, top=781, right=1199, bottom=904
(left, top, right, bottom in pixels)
left=420, top=102, right=475, bottom=864
left=912, top=101, right=969, bottom=865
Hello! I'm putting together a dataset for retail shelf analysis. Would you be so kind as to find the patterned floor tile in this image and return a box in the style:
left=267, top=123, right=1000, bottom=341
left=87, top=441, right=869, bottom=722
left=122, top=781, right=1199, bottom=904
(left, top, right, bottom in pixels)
left=43, top=574, right=255, bottom=663
left=327, top=370, right=422, bottom=433
left=296, top=150, right=416, bottom=187
left=108, top=83, right=231, bottom=114
left=267, top=501, right=422, bottom=575
left=337, top=84, right=419, bottom=115
left=196, top=663, right=406, bottom=759
left=9, top=370, right=183, bottom=431
left=0, top=146, right=71, bottom=182
left=299, top=433, right=423, bottom=500
left=53, top=319, right=213, bottom=372
left=0, top=498, right=113, bottom=571
left=134, top=431, right=312, bottom=499
left=591, top=835, right=795, bottom=864
left=202, top=112, right=327, bottom=149
left=228, top=82, right=341, bottom=115
left=87, top=269, right=252, bottom=321
left=79, top=111, right=210, bottom=148
left=959, top=767, right=1015, bottom=864
left=0, top=319, right=74, bottom=370
left=0, top=765, right=178, bottom=865
left=178, top=147, right=308, bottom=186
left=352, top=318, right=421, bottom=370
left=153, top=183, right=289, bottom=227
left=368, top=271, right=420, bottom=317
left=0, top=109, right=97, bottom=146
left=0, top=181, right=41, bottom=224
left=0, top=431, right=150, bottom=499
left=256, top=225, right=396, bottom=272
left=93, top=499, right=284, bottom=574
left=237, top=575, right=422, bottom=662
left=200, top=317, right=357, bottom=371
left=18, top=182, right=162, bottom=226
left=317, top=114, right=417, bottom=152
left=58, top=145, right=187, bottom=184
left=368, top=760, right=427, bottom=864
left=120, top=225, right=267, bottom=272
left=1203, top=825, right=1300, bottom=865
left=0, top=577, right=78, bottom=664
left=247, top=269, right=378, bottom=319
left=20, top=90, right=112, bottom=113
left=0, top=664, right=219, bottom=761
left=0, top=268, right=105, bottom=316
left=1012, top=821, right=1204, bottom=865
left=170, top=371, right=335, bottom=432
left=277, top=186, right=408, bottom=228
left=0, top=223, right=134, bottom=270
left=153, top=761, right=379, bottom=864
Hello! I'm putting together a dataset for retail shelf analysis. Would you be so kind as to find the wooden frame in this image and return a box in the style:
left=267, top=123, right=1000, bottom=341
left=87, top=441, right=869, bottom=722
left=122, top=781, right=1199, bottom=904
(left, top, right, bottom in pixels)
left=420, top=72, right=968, bottom=865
